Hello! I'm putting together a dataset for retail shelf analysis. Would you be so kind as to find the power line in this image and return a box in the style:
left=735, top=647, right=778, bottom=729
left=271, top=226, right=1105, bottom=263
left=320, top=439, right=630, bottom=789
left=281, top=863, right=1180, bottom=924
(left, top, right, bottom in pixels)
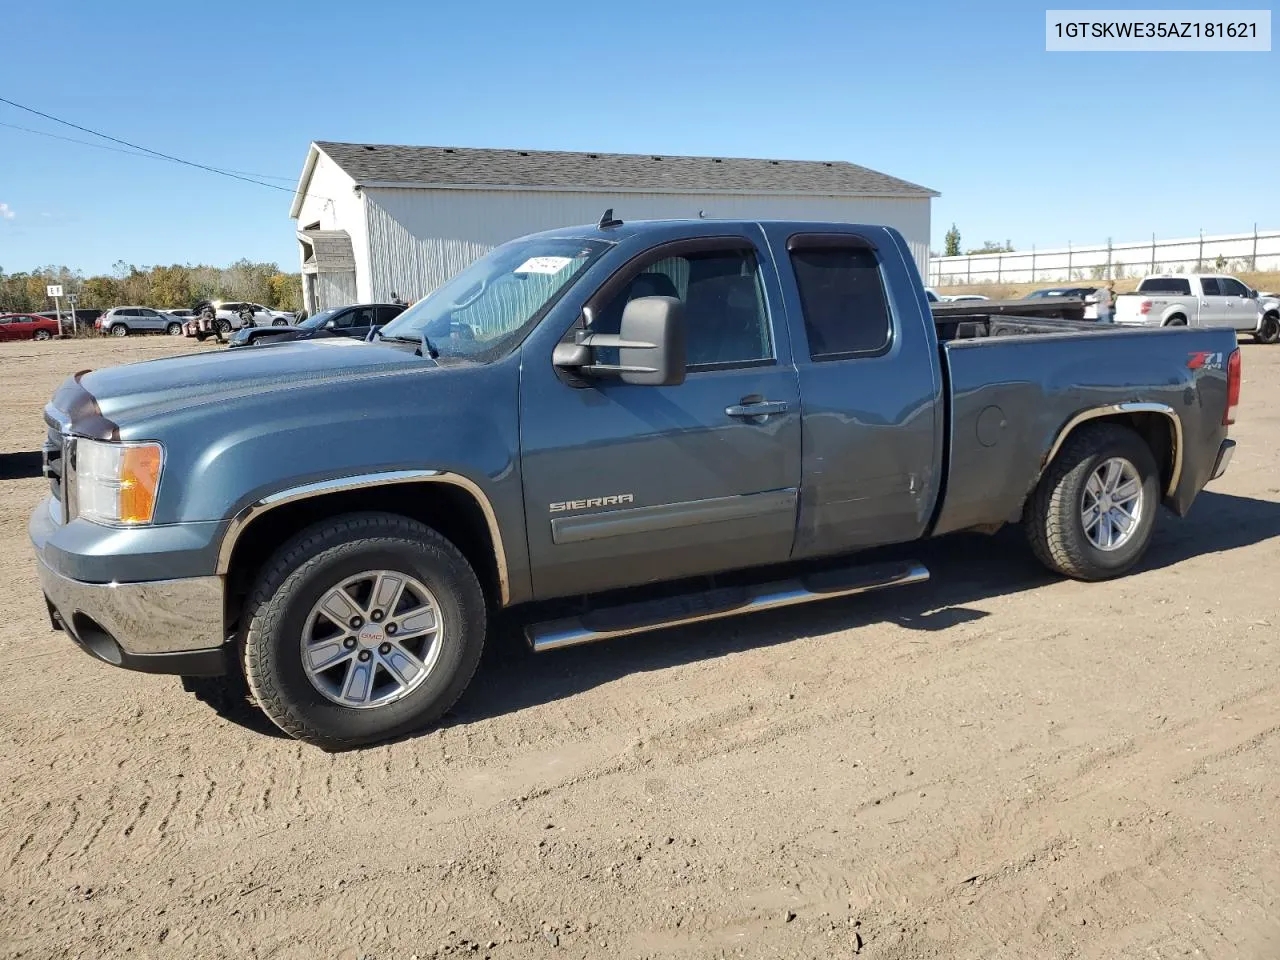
left=1, top=119, right=296, bottom=181
left=0, top=96, right=299, bottom=193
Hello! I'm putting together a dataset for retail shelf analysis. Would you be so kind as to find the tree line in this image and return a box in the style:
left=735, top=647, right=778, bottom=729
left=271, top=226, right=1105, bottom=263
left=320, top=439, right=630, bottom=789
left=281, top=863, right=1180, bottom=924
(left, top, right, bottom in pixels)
left=940, top=225, right=1015, bottom=258
left=0, top=261, right=302, bottom=314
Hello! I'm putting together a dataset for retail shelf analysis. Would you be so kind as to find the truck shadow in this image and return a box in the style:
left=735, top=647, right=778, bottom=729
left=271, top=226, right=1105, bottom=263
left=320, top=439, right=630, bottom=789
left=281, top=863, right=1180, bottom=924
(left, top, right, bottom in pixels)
left=0, top=451, right=43, bottom=481
left=195, top=490, right=1280, bottom=743
left=446, top=490, right=1280, bottom=729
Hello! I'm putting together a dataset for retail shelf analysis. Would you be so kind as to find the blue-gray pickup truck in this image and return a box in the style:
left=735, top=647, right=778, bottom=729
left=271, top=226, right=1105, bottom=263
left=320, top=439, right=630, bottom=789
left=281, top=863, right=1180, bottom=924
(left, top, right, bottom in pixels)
left=30, top=218, right=1241, bottom=749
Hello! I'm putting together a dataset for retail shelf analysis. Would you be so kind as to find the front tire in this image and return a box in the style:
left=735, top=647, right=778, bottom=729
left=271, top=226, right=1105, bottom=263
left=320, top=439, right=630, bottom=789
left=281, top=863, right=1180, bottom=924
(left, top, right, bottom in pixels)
left=1257, top=312, right=1280, bottom=345
left=272, top=318, right=289, bottom=327
left=216, top=319, right=232, bottom=335
left=1024, top=423, right=1160, bottom=581
left=241, top=513, right=487, bottom=750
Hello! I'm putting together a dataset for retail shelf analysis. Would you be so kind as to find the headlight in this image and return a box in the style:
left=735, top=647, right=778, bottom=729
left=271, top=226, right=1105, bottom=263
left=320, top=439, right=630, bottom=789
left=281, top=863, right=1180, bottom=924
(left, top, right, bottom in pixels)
left=72, top=439, right=164, bottom=525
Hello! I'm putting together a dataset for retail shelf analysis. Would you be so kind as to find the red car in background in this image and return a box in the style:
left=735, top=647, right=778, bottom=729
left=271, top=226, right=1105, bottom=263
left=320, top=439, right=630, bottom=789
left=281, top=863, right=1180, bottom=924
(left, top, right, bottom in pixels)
left=0, top=314, right=61, bottom=342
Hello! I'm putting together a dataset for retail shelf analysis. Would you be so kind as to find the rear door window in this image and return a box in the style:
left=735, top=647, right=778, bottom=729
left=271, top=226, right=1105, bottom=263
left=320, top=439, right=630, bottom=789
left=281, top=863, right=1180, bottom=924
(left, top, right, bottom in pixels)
left=1199, top=278, right=1222, bottom=296
left=787, top=241, right=892, bottom=360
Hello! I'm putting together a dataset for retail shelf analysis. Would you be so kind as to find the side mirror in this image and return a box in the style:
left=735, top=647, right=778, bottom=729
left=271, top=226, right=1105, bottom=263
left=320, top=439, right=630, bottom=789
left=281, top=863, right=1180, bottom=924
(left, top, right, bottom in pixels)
left=553, top=296, right=686, bottom=386
left=324, top=319, right=337, bottom=329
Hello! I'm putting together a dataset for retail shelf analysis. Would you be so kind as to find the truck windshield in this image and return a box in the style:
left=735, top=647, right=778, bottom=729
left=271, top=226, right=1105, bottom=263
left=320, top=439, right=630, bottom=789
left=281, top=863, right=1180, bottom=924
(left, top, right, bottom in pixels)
left=377, top=237, right=611, bottom=362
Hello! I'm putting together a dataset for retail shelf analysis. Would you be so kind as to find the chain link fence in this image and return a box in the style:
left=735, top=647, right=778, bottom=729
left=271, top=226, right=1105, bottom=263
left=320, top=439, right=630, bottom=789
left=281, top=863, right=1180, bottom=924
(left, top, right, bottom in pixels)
left=929, top=228, right=1280, bottom=287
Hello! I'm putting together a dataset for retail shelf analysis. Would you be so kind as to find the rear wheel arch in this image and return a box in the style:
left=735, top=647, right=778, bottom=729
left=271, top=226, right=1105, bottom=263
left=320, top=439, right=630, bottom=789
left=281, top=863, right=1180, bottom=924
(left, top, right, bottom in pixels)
left=220, top=474, right=509, bottom=636
left=1038, top=403, right=1180, bottom=502
left=1163, top=313, right=1187, bottom=327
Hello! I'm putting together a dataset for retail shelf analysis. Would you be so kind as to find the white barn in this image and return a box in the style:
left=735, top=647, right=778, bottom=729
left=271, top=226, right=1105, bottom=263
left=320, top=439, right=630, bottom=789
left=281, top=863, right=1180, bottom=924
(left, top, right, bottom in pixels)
left=290, top=141, right=938, bottom=312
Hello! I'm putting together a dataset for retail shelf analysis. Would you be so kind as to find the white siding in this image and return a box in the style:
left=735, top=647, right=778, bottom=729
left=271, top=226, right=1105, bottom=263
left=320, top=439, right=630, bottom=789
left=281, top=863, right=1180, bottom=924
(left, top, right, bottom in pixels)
left=314, top=271, right=357, bottom=309
left=294, top=152, right=371, bottom=299
left=362, top=188, right=930, bottom=299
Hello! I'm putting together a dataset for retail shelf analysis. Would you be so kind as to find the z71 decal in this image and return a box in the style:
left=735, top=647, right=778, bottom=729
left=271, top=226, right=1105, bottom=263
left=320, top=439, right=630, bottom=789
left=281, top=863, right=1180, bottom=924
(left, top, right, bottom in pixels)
left=550, top=494, right=634, bottom=513
left=1187, top=351, right=1225, bottom=371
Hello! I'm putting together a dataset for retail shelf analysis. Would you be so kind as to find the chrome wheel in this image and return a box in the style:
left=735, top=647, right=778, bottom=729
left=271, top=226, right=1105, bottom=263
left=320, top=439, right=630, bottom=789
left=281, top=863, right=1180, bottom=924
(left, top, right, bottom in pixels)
left=301, top=570, right=444, bottom=709
left=1081, top=457, right=1144, bottom=551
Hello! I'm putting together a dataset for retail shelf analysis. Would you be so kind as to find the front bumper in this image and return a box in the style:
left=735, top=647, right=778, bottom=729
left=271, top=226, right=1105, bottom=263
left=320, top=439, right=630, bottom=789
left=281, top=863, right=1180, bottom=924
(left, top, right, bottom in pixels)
left=31, top=498, right=229, bottom=676
left=1210, top=439, right=1235, bottom=481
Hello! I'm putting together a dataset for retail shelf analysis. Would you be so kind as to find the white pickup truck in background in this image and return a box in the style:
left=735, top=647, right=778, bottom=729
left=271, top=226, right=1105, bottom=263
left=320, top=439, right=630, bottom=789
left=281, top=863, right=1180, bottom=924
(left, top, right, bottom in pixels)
left=1115, top=274, right=1280, bottom=343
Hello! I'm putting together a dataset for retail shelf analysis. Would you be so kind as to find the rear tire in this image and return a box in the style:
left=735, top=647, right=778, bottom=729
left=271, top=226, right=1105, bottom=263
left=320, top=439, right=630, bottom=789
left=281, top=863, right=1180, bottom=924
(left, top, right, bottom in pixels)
left=166, top=321, right=183, bottom=336
left=272, top=318, right=289, bottom=327
left=240, top=513, right=487, bottom=750
left=110, top=324, right=129, bottom=337
left=33, top=329, right=52, bottom=341
left=1257, top=312, right=1280, bottom=345
left=1024, top=423, right=1160, bottom=581
left=1164, top=315, right=1187, bottom=327
left=216, top=319, right=232, bottom=334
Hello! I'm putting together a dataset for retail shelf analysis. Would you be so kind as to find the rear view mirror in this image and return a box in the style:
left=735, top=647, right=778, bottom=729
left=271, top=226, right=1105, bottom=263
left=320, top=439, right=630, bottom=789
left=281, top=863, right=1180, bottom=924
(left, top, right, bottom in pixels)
left=553, top=296, right=686, bottom=386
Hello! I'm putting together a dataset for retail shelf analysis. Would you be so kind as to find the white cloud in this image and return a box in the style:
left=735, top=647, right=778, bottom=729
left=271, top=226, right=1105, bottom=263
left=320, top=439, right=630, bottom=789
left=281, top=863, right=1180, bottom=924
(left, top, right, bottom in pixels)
left=0, top=203, right=14, bottom=220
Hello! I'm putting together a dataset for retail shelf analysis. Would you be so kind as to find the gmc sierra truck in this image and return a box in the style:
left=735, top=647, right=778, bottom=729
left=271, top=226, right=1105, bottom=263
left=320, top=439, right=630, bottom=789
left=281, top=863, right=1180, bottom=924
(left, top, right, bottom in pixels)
left=1114, top=273, right=1279, bottom=343
left=31, top=218, right=1241, bottom=749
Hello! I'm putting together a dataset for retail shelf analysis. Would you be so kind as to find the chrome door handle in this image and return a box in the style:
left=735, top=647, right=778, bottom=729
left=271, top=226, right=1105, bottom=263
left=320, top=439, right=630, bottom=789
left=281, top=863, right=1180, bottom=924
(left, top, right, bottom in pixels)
left=726, top=400, right=790, bottom=418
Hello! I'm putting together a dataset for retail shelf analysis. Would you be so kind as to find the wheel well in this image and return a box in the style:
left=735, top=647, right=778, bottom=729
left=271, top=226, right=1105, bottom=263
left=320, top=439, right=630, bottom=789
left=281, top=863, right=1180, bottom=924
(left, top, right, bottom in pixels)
left=1163, top=314, right=1186, bottom=326
left=1048, top=412, right=1176, bottom=496
left=223, top=484, right=501, bottom=634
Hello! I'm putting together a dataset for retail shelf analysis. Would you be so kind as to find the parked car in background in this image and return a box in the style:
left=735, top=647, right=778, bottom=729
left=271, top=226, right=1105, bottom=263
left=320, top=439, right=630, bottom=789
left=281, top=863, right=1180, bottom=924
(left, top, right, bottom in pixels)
left=1025, top=286, right=1098, bottom=300
left=215, top=302, right=293, bottom=328
left=165, top=308, right=196, bottom=321
left=1113, top=274, right=1271, bottom=341
left=0, top=313, right=60, bottom=341
left=96, top=306, right=187, bottom=337
left=941, top=294, right=991, bottom=302
left=37, top=309, right=104, bottom=331
left=227, top=303, right=405, bottom=348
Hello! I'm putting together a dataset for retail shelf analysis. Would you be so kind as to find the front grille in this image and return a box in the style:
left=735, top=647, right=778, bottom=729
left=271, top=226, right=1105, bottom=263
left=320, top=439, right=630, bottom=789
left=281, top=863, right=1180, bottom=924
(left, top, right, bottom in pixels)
left=42, top=425, right=63, bottom=500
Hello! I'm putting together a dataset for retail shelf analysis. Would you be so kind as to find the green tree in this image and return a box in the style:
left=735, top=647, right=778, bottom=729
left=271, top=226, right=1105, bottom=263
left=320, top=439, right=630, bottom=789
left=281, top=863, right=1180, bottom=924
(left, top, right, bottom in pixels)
left=149, top=265, right=194, bottom=308
left=944, top=224, right=961, bottom=257
left=965, top=240, right=1015, bottom=255
left=267, top=273, right=302, bottom=312
left=80, top=276, right=121, bottom=308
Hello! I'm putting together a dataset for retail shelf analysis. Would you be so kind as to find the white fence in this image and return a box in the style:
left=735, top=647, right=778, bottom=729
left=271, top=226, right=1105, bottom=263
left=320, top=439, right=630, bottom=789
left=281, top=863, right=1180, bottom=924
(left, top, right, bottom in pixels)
left=928, top=228, right=1280, bottom=287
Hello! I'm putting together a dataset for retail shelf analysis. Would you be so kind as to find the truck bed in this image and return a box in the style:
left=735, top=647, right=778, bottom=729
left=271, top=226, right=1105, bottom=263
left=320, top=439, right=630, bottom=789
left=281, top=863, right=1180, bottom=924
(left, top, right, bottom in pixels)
left=934, top=312, right=1105, bottom=341
left=931, top=323, right=1238, bottom=539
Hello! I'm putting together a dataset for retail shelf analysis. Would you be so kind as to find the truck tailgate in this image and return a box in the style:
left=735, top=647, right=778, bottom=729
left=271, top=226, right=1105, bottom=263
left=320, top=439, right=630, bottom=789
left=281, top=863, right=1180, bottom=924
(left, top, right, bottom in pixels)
left=931, top=326, right=1237, bottom=538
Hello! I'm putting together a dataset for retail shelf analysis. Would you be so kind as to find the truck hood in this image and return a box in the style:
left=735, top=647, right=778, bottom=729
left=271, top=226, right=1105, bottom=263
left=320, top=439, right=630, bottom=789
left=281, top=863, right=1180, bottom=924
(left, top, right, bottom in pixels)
left=54, top=339, right=430, bottom=438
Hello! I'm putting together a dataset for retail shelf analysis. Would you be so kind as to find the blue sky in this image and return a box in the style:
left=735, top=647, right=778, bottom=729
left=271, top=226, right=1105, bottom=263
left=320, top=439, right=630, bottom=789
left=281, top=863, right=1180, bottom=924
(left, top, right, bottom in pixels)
left=1, top=0, right=1274, bottom=275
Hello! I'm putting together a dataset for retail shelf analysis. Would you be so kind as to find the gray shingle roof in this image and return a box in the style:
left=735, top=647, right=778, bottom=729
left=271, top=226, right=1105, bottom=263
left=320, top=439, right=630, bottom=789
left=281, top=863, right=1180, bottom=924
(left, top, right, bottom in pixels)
left=313, top=141, right=937, bottom=198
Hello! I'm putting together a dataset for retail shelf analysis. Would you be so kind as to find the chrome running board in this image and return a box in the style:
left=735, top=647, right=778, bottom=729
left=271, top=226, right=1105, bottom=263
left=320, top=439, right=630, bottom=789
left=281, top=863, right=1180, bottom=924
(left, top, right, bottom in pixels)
left=526, top=560, right=930, bottom=653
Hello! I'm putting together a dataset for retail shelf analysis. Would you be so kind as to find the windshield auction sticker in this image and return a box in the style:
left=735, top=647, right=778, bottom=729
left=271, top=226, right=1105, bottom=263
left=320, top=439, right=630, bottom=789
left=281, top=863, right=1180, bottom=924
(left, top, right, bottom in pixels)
left=514, top=256, right=574, bottom=275
left=1046, top=9, right=1271, bottom=50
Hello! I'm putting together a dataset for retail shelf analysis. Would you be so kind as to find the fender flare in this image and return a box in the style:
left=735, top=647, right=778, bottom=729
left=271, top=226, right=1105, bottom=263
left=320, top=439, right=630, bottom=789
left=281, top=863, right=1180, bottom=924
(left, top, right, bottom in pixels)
left=1040, top=402, right=1183, bottom=499
left=214, top=469, right=511, bottom=605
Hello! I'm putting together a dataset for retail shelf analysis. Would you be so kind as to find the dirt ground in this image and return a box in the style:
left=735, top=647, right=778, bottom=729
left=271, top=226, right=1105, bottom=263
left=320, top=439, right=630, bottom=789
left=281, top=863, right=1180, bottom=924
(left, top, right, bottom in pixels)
left=2, top=335, right=1279, bottom=960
